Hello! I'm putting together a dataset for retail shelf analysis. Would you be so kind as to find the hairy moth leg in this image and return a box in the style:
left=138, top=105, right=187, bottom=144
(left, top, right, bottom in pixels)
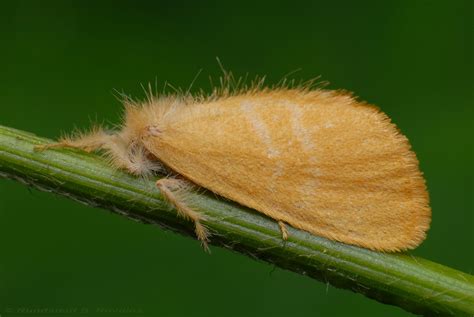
left=34, top=128, right=110, bottom=153
left=156, top=178, right=210, bottom=252
left=35, top=128, right=161, bottom=176
left=278, top=221, right=289, bottom=240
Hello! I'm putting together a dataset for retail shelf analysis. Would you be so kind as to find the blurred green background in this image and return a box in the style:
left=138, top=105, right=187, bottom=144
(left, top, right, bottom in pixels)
left=0, top=1, right=472, bottom=316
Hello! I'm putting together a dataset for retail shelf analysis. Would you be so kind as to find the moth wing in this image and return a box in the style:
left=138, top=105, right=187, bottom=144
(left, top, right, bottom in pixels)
left=150, top=90, right=431, bottom=251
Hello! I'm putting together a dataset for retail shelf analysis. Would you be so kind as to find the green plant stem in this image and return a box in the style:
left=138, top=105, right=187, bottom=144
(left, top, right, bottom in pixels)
left=0, top=124, right=473, bottom=316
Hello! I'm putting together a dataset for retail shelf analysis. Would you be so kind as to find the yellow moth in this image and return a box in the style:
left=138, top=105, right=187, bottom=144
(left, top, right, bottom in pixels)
left=37, top=78, right=431, bottom=252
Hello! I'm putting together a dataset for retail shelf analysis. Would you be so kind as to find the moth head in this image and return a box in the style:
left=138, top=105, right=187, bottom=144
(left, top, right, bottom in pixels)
left=121, top=95, right=180, bottom=142
left=109, top=102, right=164, bottom=176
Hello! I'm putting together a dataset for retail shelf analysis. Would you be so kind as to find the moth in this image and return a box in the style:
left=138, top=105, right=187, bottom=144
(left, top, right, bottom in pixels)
left=37, top=79, right=431, bottom=252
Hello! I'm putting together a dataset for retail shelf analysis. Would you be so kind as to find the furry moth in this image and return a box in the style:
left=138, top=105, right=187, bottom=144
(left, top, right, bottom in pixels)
left=37, top=80, right=431, bottom=252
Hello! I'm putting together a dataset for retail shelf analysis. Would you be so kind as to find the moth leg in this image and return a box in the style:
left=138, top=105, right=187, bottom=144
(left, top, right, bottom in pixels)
left=35, top=128, right=160, bottom=176
left=156, top=178, right=210, bottom=252
left=35, top=127, right=110, bottom=153
left=278, top=221, right=289, bottom=240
